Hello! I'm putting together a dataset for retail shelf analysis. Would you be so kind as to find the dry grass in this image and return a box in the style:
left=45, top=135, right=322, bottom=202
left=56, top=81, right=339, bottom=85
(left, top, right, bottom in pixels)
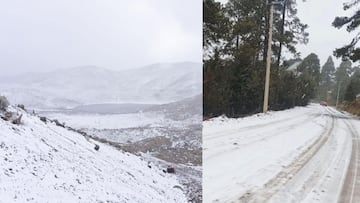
left=338, top=101, right=360, bottom=116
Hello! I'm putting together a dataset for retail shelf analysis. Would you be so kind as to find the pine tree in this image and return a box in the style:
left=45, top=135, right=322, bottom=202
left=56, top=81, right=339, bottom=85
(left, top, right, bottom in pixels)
left=203, top=0, right=230, bottom=59
left=335, top=60, right=352, bottom=82
left=344, top=83, right=356, bottom=102
left=297, top=53, right=321, bottom=84
left=318, top=56, right=335, bottom=102
left=345, top=70, right=360, bottom=102
left=334, top=60, right=352, bottom=103
left=277, top=71, right=297, bottom=108
left=320, top=56, right=335, bottom=84
left=273, top=0, right=309, bottom=66
left=332, top=1, right=360, bottom=61
left=203, top=0, right=309, bottom=118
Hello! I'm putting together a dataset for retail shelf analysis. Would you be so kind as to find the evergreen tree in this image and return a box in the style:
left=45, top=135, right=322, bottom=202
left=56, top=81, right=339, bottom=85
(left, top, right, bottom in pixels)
left=345, top=70, right=360, bottom=102
left=351, top=65, right=360, bottom=76
left=203, top=0, right=309, bottom=118
left=320, top=56, right=335, bottom=84
left=297, top=53, right=321, bottom=84
left=334, top=60, right=352, bottom=103
left=272, top=0, right=309, bottom=66
left=277, top=70, right=297, bottom=108
left=344, top=83, right=356, bottom=102
left=335, top=60, right=352, bottom=83
left=332, top=1, right=360, bottom=61
left=203, top=0, right=230, bottom=59
left=203, top=59, right=233, bottom=117
left=296, top=70, right=317, bottom=106
left=318, top=56, right=335, bottom=102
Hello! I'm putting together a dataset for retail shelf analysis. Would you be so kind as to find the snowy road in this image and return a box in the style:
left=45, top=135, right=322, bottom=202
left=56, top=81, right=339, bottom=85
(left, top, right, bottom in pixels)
left=203, top=104, right=359, bottom=203
left=339, top=116, right=360, bottom=203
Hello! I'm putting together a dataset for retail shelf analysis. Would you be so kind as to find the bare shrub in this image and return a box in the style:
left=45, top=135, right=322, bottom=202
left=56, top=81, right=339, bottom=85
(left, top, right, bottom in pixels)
left=40, top=116, right=47, bottom=123
left=0, top=96, right=9, bottom=111
left=94, top=144, right=100, bottom=151
left=166, top=167, right=175, bottom=173
left=17, top=104, right=25, bottom=111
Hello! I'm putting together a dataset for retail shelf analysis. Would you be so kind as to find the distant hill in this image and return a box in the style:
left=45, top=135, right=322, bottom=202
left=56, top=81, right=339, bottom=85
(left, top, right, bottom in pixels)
left=146, top=94, right=202, bottom=120
left=0, top=62, right=201, bottom=109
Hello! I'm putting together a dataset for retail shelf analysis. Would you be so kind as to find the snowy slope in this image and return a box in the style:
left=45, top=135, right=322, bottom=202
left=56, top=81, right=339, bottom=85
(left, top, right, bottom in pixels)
left=43, top=95, right=202, bottom=151
left=42, top=95, right=203, bottom=202
left=0, top=106, right=187, bottom=202
left=0, top=62, right=201, bottom=108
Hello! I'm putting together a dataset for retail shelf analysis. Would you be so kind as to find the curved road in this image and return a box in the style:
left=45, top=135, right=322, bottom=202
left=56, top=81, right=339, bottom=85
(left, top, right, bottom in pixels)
left=339, top=119, right=360, bottom=203
left=203, top=104, right=359, bottom=203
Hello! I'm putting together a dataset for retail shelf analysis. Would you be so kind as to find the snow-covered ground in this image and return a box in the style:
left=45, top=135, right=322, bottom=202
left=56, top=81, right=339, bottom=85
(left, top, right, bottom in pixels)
left=43, top=112, right=199, bottom=144
left=0, top=61, right=202, bottom=202
left=43, top=112, right=164, bottom=141
left=203, top=104, right=356, bottom=203
left=41, top=95, right=203, bottom=202
left=0, top=106, right=187, bottom=202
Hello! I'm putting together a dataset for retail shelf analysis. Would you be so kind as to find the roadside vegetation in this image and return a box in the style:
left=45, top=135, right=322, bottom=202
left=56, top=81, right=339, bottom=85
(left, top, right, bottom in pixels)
left=203, top=0, right=360, bottom=118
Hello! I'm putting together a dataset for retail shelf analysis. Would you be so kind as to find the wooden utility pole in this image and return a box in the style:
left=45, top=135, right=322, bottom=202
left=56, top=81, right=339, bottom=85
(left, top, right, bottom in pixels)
left=263, top=2, right=274, bottom=113
left=336, top=81, right=342, bottom=108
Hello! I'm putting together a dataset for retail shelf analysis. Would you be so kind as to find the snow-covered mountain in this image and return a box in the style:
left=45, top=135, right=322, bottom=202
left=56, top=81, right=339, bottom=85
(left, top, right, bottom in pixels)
left=146, top=94, right=202, bottom=120
left=0, top=105, right=187, bottom=202
left=0, top=62, right=201, bottom=109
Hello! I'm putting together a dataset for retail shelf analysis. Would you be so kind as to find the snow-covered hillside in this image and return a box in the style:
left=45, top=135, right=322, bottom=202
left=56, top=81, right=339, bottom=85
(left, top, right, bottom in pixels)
left=0, top=62, right=201, bottom=108
left=146, top=94, right=202, bottom=120
left=0, top=106, right=187, bottom=202
left=42, top=95, right=203, bottom=202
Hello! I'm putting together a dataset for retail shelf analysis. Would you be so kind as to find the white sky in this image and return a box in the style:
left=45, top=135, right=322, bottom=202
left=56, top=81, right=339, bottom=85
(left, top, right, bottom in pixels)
left=0, top=0, right=356, bottom=76
left=0, top=0, right=202, bottom=75
left=296, top=0, right=358, bottom=67
left=217, top=0, right=358, bottom=68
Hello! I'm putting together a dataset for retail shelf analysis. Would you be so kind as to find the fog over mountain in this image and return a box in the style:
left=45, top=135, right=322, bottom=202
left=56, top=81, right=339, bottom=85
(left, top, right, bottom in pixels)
left=0, top=62, right=201, bottom=109
left=0, top=0, right=201, bottom=76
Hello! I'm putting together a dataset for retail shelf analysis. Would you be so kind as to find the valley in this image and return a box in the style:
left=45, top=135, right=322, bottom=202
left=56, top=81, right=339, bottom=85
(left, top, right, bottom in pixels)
left=41, top=95, right=202, bottom=202
left=0, top=62, right=202, bottom=202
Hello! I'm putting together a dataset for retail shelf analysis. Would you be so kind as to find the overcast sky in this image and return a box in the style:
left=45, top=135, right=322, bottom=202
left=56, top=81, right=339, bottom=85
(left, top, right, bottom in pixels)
left=0, top=0, right=202, bottom=76
left=296, top=0, right=357, bottom=67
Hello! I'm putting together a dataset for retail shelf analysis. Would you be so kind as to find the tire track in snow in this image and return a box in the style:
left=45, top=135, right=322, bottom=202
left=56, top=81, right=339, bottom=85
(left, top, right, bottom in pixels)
left=268, top=108, right=352, bottom=203
left=205, top=110, right=319, bottom=141
left=238, top=108, right=336, bottom=202
left=205, top=113, right=323, bottom=161
left=338, top=120, right=360, bottom=203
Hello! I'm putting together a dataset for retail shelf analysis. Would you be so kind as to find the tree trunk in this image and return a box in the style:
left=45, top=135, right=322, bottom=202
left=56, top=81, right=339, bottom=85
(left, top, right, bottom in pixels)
left=263, top=0, right=270, bottom=63
left=276, top=1, right=287, bottom=68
